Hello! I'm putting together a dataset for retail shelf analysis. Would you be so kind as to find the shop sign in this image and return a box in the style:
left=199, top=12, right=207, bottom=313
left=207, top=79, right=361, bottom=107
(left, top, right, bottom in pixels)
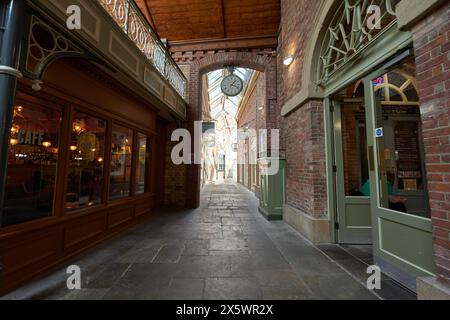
left=17, top=130, right=45, bottom=146
left=375, top=127, right=384, bottom=138
left=77, top=133, right=100, bottom=161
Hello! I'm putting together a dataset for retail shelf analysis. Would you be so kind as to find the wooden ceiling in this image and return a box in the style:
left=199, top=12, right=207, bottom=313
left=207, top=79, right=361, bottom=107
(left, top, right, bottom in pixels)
left=135, top=0, right=280, bottom=53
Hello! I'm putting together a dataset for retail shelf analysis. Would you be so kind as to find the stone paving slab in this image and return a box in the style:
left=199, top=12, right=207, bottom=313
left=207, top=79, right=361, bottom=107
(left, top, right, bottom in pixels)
left=2, top=181, right=412, bottom=300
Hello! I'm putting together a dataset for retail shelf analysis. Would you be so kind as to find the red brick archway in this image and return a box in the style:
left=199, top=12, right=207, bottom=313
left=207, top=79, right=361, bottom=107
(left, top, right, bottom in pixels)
left=185, top=51, right=277, bottom=208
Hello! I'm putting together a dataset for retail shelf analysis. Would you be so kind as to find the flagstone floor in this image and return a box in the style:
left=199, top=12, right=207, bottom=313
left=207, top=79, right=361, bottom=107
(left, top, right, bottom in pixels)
left=2, top=182, right=415, bottom=300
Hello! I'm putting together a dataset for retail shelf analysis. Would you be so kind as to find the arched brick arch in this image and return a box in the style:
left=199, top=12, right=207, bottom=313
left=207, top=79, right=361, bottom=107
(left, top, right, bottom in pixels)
left=188, top=51, right=276, bottom=121
left=185, top=51, right=278, bottom=208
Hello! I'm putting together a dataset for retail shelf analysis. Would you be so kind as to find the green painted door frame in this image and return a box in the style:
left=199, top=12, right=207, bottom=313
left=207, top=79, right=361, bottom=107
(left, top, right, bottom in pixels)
left=331, top=100, right=372, bottom=244
left=258, top=157, right=286, bottom=220
left=323, top=24, right=434, bottom=290
left=363, top=66, right=435, bottom=290
left=324, top=24, right=412, bottom=244
left=324, top=97, right=338, bottom=243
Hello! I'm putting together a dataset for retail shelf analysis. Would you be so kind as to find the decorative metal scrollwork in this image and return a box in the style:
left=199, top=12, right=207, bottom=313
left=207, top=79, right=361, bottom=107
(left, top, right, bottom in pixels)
left=25, top=16, right=84, bottom=90
left=318, top=0, right=399, bottom=84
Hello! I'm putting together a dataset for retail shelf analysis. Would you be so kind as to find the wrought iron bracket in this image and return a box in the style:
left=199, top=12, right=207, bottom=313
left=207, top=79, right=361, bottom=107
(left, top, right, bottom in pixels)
left=0, top=65, right=23, bottom=78
left=22, top=15, right=85, bottom=90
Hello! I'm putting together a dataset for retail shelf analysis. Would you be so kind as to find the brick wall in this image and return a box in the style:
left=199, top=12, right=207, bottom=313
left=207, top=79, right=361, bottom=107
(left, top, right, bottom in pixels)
left=236, top=72, right=267, bottom=188
left=411, top=2, right=450, bottom=284
left=237, top=72, right=267, bottom=134
left=277, top=0, right=321, bottom=106
left=237, top=77, right=259, bottom=130
left=278, top=0, right=326, bottom=218
left=236, top=78, right=257, bottom=188
left=283, top=101, right=327, bottom=218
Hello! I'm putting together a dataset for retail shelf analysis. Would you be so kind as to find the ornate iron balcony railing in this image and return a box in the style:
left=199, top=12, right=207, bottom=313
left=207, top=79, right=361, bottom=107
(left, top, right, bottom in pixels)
left=99, top=0, right=187, bottom=100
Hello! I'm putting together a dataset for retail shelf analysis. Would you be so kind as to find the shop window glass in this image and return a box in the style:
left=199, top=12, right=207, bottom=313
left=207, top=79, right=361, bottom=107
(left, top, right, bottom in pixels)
left=135, top=133, right=149, bottom=195
left=404, top=85, right=419, bottom=102
left=388, top=72, right=405, bottom=88
left=389, top=88, right=403, bottom=101
left=341, top=96, right=369, bottom=197
left=66, top=112, right=106, bottom=210
left=3, top=102, right=62, bottom=227
left=109, top=124, right=133, bottom=200
left=372, top=63, right=430, bottom=218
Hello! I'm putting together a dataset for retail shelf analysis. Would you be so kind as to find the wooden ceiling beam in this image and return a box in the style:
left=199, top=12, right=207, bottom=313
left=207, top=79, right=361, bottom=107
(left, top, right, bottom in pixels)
left=168, top=35, right=277, bottom=53
left=139, top=0, right=158, bottom=34
left=218, top=0, right=226, bottom=38
left=139, top=0, right=280, bottom=44
left=172, top=48, right=275, bottom=63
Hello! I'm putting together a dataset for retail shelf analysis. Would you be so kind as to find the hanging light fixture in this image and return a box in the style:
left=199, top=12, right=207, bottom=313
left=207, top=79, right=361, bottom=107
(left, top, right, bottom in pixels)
left=42, top=141, right=52, bottom=148
left=10, top=125, right=19, bottom=134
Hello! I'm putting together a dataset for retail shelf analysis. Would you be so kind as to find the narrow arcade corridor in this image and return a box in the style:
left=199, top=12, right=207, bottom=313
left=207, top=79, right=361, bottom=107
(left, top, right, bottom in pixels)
left=3, top=182, right=414, bottom=300
left=1, top=0, right=448, bottom=302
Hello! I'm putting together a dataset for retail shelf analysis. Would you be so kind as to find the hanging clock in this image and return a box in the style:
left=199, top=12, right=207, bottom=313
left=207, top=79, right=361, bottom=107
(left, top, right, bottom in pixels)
left=221, top=67, right=243, bottom=97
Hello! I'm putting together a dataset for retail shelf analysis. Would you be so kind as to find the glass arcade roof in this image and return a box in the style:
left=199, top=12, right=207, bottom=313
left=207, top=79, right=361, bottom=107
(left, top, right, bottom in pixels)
left=206, top=68, right=254, bottom=120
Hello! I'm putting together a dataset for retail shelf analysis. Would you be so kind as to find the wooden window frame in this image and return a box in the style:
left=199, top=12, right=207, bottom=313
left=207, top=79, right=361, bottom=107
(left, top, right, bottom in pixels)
left=0, top=85, right=157, bottom=231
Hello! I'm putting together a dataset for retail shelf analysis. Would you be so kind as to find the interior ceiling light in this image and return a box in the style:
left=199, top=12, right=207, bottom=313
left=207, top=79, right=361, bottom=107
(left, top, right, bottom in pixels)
left=283, top=55, right=294, bottom=66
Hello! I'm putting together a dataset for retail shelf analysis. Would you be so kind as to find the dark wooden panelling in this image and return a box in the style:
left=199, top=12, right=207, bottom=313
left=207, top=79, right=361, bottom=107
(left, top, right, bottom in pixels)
left=44, top=60, right=157, bottom=134
left=64, top=211, right=107, bottom=250
left=0, top=227, right=62, bottom=276
left=0, top=56, right=161, bottom=296
left=0, top=227, right=64, bottom=294
left=108, top=206, right=134, bottom=229
left=135, top=197, right=153, bottom=217
left=0, top=200, right=155, bottom=295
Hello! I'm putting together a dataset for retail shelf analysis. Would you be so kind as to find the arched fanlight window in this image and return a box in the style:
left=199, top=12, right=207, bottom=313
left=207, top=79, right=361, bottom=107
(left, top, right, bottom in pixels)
left=353, top=64, right=419, bottom=105
left=318, top=0, right=400, bottom=84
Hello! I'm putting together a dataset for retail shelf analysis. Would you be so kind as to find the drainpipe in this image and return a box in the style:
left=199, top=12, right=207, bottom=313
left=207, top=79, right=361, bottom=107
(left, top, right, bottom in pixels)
left=0, top=0, right=25, bottom=228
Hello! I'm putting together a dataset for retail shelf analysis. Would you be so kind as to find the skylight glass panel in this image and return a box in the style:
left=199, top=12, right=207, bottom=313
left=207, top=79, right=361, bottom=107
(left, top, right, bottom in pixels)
left=210, top=94, right=223, bottom=105
left=210, top=86, right=222, bottom=98
left=224, top=99, right=238, bottom=115
left=205, top=68, right=255, bottom=119
left=208, top=70, right=223, bottom=83
left=228, top=95, right=240, bottom=105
